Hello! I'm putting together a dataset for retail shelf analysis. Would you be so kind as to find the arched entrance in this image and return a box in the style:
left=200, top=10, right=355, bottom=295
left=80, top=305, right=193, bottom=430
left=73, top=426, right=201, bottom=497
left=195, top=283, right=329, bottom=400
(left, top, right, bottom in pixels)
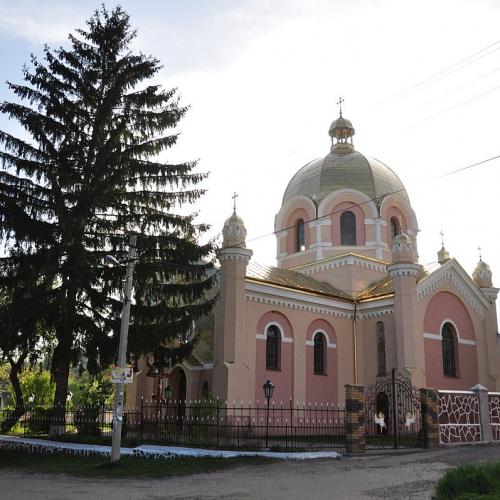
left=168, top=366, right=187, bottom=429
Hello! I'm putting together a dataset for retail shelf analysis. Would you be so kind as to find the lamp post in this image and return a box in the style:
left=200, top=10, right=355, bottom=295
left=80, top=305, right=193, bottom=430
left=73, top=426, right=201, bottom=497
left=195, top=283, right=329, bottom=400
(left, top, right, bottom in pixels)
left=262, top=380, right=274, bottom=448
left=27, top=394, right=34, bottom=435
left=163, top=384, right=172, bottom=436
left=109, top=234, right=137, bottom=463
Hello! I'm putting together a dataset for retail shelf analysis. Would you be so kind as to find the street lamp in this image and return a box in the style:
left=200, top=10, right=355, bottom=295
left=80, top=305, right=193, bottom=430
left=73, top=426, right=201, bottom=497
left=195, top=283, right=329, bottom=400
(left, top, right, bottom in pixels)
left=164, top=384, right=172, bottom=402
left=107, top=234, right=138, bottom=463
left=262, top=380, right=274, bottom=448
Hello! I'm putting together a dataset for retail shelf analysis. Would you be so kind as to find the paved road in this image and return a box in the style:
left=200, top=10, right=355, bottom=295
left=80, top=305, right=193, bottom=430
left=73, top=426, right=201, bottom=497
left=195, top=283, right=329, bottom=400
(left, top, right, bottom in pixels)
left=2, top=444, right=500, bottom=500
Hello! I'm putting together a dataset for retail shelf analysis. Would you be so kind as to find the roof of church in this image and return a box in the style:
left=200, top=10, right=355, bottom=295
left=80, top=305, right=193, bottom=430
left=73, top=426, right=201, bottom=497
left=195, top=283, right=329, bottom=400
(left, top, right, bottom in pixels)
left=282, top=115, right=410, bottom=207
left=246, top=261, right=351, bottom=300
left=283, top=149, right=409, bottom=207
left=356, top=262, right=440, bottom=302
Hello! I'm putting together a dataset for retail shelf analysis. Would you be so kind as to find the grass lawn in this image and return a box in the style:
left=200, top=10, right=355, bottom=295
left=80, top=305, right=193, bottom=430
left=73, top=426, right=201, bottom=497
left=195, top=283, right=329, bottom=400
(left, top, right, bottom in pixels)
left=0, top=449, right=274, bottom=478
left=435, top=462, right=500, bottom=499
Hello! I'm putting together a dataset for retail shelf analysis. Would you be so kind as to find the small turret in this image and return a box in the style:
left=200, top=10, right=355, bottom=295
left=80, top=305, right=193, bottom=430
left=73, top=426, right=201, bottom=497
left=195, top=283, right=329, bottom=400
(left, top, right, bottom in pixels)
left=473, top=259, right=493, bottom=288
left=222, top=211, right=247, bottom=249
left=391, top=232, right=416, bottom=264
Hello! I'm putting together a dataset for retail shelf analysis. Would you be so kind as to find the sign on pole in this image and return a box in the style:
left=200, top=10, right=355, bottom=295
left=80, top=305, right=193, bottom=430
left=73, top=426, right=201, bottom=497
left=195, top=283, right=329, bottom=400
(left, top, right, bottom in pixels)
left=111, top=366, right=134, bottom=384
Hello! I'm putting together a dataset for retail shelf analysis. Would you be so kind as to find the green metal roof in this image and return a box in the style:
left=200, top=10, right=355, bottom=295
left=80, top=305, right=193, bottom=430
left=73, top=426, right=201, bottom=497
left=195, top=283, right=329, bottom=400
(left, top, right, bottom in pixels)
left=282, top=144, right=409, bottom=208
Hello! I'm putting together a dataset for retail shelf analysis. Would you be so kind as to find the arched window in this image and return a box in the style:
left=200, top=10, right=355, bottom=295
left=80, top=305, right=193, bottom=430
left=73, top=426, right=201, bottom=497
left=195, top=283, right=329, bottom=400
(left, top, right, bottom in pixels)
left=390, top=217, right=400, bottom=241
left=296, top=219, right=305, bottom=252
left=442, top=323, right=457, bottom=377
left=340, top=211, right=356, bottom=245
left=376, top=321, right=386, bottom=376
left=266, top=325, right=281, bottom=370
left=313, top=332, right=326, bottom=375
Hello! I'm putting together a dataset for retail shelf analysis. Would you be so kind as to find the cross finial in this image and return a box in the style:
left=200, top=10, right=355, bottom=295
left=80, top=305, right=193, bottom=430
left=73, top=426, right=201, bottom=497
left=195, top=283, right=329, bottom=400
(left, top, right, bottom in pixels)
left=440, top=229, right=445, bottom=248
left=336, top=97, right=344, bottom=117
left=232, top=192, right=238, bottom=212
left=478, top=245, right=482, bottom=261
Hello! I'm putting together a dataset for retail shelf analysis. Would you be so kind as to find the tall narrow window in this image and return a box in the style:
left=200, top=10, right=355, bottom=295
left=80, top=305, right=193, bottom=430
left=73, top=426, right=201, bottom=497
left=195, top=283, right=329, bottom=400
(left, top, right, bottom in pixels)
left=313, top=333, right=326, bottom=375
left=390, top=217, right=400, bottom=241
left=266, top=325, right=281, bottom=370
left=376, top=321, right=386, bottom=376
left=442, top=323, right=457, bottom=377
left=296, top=219, right=305, bottom=252
left=340, top=211, right=356, bottom=245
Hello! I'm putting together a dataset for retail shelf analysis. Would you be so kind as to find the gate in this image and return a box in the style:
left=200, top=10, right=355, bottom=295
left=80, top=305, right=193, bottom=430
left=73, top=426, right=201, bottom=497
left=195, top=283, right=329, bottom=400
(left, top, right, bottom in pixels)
left=365, top=368, right=422, bottom=449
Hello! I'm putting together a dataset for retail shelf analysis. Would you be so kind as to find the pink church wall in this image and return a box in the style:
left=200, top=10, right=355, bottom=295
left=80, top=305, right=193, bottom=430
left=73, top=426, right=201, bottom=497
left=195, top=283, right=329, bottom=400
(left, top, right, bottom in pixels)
left=305, top=319, right=338, bottom=404
left=285, top=208, right=311, bottom=254
left=255, top=311, right=294, bottom=404
left=330, top=201, right=365, bottom=246
left=423, top=291, right=478, bottom=390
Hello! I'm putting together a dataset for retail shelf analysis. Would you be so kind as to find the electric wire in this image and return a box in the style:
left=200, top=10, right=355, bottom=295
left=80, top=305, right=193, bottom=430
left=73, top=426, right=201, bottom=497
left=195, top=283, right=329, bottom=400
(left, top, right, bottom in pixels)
left=388, top=40, right=500, bottom=100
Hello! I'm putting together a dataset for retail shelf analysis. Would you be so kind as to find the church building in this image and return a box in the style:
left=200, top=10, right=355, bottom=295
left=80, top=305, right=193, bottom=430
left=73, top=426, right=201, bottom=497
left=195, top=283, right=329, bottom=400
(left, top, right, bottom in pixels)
left=128, top=111, right=500, bottom=406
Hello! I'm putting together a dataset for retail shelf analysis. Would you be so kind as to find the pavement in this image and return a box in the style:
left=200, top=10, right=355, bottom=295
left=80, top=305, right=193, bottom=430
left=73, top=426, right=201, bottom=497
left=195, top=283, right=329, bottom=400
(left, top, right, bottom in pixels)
left=1, top=438, right=500, bottom=499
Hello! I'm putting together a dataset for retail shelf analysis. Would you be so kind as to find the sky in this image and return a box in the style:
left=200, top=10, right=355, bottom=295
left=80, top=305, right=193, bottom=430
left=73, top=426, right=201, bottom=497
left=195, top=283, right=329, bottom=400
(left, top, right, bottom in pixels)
left=1, top=0, right=500, bottom=287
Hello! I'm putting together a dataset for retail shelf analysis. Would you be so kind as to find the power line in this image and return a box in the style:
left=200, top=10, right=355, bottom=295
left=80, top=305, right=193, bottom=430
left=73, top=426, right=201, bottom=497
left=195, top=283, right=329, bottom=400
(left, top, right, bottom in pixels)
left=436, top=154, right=500, bottom=178
left=422, top=83, right=500, bottom=121
left=435, top=66, right=500, bottom=100
left=388, top=40, right=500, bottom=100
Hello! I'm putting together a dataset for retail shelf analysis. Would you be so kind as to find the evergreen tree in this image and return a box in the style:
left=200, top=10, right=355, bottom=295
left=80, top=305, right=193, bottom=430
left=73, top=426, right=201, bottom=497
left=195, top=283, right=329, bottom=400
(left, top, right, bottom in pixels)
left=0, top=6, right=217, bottom=420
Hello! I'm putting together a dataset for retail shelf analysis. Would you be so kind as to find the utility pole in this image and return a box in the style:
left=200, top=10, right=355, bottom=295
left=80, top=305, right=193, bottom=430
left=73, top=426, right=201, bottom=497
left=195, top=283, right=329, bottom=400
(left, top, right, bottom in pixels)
left=110, top=234, right=137, bottom=462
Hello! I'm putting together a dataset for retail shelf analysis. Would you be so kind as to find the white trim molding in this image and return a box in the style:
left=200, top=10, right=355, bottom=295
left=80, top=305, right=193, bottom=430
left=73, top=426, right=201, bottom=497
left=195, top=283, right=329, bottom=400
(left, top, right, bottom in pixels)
left=256, top=320, right=294, bottom=343
left=305, top=329, right=337, bottom=348
left=423, top=318, right=477, bottom=346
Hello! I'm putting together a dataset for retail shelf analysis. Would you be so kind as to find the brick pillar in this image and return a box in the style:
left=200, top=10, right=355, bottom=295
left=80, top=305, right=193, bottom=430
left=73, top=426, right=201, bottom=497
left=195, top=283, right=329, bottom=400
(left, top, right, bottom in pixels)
left=420, top=388, right=439, bottom=448
left=345, top=384, right=365, bottom=454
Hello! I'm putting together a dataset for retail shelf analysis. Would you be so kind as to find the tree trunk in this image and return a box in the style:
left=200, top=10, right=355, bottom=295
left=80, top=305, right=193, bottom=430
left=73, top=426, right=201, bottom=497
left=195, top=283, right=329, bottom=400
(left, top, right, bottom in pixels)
left=0, top=358, right=25, bottom=434
left=49, top=340, right=71, bottom=437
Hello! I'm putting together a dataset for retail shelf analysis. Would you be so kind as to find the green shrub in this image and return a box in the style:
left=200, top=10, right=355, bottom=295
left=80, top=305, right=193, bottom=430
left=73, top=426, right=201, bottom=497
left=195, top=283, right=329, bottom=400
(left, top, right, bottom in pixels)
left=435, top=463, right=500, bottom=499
left=27, top=407, right=52, bottom=434
left=74, top=407, right=102, bottom=437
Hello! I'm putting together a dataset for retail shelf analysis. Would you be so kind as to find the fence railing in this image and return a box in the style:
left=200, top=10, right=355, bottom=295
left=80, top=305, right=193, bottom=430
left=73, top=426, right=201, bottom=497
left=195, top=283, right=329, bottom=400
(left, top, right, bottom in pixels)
left=0, top=400, right=346, bottom=452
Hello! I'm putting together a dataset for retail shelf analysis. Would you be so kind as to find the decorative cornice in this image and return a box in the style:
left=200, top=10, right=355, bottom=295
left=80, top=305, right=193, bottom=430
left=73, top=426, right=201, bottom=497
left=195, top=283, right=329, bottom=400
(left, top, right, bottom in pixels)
left=481, top=287, right=499, bottom=302
left=291, top=253, right=388, bottom=275
left=246, top=282, right=354, bottom=319
left=417, top=260, right=489, bottom=319
left=356, top=297, right=394, bottom=319
left=387, top=262, right=421, bottom=278
left=218, top=247, right=253, bottom=263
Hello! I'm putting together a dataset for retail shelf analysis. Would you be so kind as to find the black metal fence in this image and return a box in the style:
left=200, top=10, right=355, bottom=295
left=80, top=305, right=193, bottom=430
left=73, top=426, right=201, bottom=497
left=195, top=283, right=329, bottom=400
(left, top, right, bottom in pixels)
left=0, top=400, right=346, bottom=452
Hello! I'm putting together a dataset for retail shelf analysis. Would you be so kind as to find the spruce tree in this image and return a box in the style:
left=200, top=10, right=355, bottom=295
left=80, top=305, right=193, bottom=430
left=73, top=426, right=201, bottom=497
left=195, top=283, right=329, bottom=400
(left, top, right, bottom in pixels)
left=0, top=6, right=217, bottom=419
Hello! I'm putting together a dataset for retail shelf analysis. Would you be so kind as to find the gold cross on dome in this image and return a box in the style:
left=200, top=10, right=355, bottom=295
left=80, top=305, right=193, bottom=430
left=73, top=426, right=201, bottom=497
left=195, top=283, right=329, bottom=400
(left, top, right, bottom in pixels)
left=440, top=229, right=444, bottom=247
left=232, top=192, right=238, bottom=212
left=337, top=97, right=344, bottom=116
left=478, top=245, right=482, bottom=260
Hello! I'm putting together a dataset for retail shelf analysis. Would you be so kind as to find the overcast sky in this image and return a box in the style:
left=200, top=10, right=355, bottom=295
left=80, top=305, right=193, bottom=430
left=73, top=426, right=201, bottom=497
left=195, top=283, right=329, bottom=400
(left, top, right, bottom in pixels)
left=1, top=0, right=500, bottom=288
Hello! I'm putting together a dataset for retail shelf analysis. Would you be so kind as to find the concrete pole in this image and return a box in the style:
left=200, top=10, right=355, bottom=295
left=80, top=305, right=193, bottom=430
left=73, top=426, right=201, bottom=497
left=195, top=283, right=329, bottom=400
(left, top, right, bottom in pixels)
left=110, top=234, right=137, bottom=463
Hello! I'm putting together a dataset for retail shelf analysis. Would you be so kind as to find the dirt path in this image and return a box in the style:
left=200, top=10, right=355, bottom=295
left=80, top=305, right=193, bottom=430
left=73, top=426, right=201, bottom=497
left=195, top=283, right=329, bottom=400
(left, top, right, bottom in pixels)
left=2, top=444, right=500, bottom=500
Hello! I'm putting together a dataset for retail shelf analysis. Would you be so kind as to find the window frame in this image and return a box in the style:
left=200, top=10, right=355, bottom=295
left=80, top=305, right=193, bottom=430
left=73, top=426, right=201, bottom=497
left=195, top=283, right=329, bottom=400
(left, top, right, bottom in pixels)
left=340, top=211, right=357, bottom=246
left=441, top=322, right=458, bottom=378
left=266, top=325, right=281, bottom=371
left=390, top=216, right=400, bottom=241
left=296, top=219, right=305, bottom=252
left=313, top=332, right=327, bottom=375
